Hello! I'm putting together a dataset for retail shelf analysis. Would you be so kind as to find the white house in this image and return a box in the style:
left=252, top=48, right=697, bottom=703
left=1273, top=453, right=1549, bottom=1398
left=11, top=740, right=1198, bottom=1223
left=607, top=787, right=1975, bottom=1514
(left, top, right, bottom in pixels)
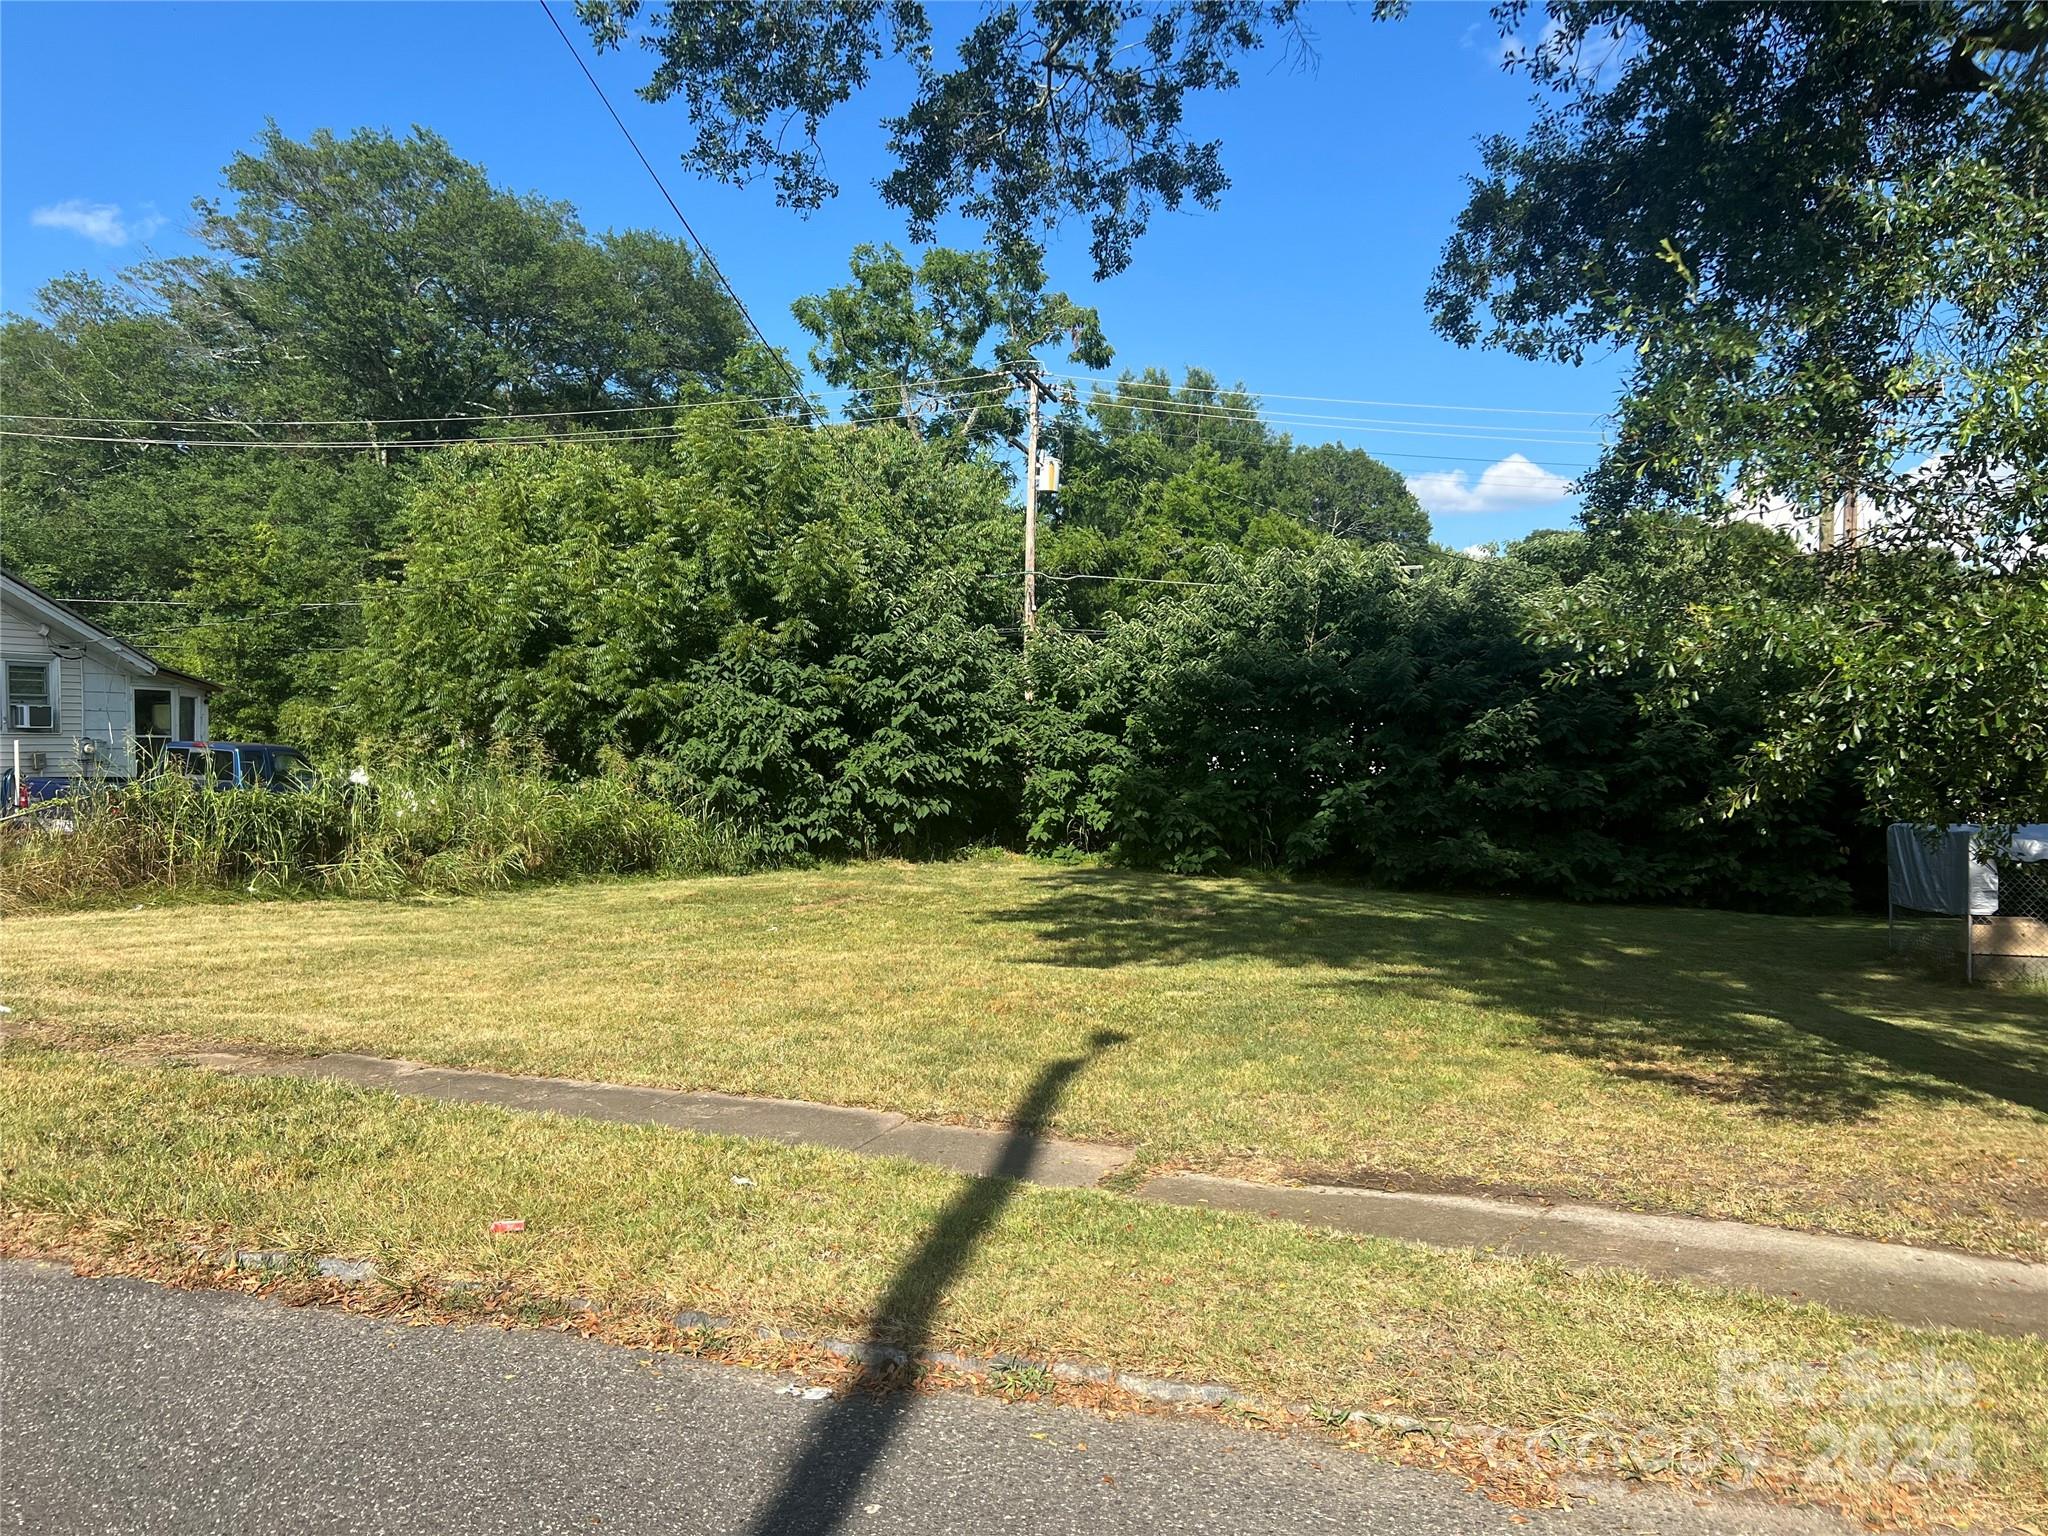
left=1735, top=490, right=1889, bottom=553
left=1, top=570, right=214, bottom=790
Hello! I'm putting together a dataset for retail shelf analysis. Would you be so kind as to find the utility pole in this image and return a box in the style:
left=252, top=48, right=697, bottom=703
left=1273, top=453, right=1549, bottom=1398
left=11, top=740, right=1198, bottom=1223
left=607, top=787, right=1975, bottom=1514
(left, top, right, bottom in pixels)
left=1021, top=372, right=1040, bottom=634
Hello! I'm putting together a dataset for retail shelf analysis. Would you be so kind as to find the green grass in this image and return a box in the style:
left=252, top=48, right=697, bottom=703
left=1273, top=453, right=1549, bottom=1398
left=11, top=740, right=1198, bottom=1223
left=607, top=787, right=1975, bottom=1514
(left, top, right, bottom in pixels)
left=3, top=1046, right=2042, bottom=1527
left=6, top=857, right=2043, bottom=1255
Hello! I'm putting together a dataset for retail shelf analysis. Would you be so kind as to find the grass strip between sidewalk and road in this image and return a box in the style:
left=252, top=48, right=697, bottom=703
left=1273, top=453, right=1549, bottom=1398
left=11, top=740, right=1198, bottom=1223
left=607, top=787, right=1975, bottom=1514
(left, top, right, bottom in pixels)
left=2, top=1045, right=2042, bottom=1530
left=7, top=859, right=2044, bottom=1258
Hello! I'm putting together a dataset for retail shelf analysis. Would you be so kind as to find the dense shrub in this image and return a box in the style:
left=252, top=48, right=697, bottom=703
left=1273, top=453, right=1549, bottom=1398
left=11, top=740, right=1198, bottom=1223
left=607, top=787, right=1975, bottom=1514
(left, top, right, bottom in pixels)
left=335, top=424, right=1871, bottom=910
left=350, top=416, right=1023, bottom=859
left=0, top=766, right=752, bottom=908
left=1022, top=540, right=1862, bottom=910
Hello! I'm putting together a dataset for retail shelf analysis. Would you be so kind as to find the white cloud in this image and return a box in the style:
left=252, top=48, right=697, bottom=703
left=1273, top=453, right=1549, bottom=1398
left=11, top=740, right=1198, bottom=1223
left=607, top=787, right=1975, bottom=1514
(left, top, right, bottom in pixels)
left=1460, top=543, right=1496, bottom=559
left=1406, top=454, right=1576, bottom=516
left=30, top=199, right=163, bottom=247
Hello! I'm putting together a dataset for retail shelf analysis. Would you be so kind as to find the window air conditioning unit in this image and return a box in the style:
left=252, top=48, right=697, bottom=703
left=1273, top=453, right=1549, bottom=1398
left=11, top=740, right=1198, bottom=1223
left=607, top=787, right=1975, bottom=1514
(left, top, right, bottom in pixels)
left=9, top=703, right=54, bottom=730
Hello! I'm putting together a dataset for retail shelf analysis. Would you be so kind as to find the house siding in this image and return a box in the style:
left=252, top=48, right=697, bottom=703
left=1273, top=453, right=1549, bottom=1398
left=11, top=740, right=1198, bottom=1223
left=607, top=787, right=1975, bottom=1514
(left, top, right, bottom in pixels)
left=0, top=600, right=82, bottom=777
left=0, top=581, right=211, bottom=786
left=81, top=652, right=139, bottom=776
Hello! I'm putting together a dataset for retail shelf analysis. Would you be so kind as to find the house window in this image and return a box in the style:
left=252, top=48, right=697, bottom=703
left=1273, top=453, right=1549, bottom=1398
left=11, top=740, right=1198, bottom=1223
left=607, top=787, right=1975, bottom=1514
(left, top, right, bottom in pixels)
left=134, top=688, right=172, bottom=767
left=177, top=695, right=198, bottom=739
left=5, top=660, right=55, bottom=731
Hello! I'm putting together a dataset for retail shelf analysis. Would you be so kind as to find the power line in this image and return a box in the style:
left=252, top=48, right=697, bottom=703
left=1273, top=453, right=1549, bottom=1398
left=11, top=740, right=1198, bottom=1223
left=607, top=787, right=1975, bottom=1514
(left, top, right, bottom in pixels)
left=1050, top=395, right=1606, bottom=445
left=1039, top=371, right=1610, bottom=420
left=0, top=370, right=1014, bottom=431
left=0, top=419, right=1596, bottom=470
left=0, top=373, right=1603, bottom=442
left=1038, top=387, right=1606, bottom=440
left=1042, top=571, right=1228, bottom=589
left=536, top=0, right=812, bottom=410
left=0, top=389, right=1605, bottom=457
left=48, top=597, right=367, bottom=609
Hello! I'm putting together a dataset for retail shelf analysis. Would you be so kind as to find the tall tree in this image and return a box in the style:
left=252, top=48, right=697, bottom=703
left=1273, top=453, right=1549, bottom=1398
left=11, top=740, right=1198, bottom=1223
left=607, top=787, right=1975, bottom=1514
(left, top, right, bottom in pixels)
left=791, top=243, right=1110, bottom=445
left=0, top=125, right=759, bottom=738
left=575, top=0, right=1313, bottom=277
left=166, top=124, right=749, bottom=429
left=1429, top=1, right=2048, bottom=825
left=1039, top=367, right=1423, bottom=625
left=1255, top=440, right=1429, bottom=549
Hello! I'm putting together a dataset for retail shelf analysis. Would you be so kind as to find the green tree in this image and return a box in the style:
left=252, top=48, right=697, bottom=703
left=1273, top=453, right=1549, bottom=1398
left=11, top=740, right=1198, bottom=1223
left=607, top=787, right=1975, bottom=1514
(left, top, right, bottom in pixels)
left=1024, top=535, right=1860, bottom=908
left=168, top=123, right=749, bottom=428
left=1255, top=440, right=1429, bottom=549
left=576, top=0, right=1313, bottom=277
left=791, top=243, right=1110, bottom=446
left=1428, top=1, right=2048, bottom=824
left=1039, top=368, right=1420, bottom=624
left=1, top=126, right=767, bottom=747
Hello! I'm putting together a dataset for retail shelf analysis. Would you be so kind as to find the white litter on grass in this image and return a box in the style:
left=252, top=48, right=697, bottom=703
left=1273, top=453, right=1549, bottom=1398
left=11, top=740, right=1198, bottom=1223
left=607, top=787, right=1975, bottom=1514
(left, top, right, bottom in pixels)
left=730, top=1176, right=755, bottom=1187
left=0, top=1005, right=11, bottom=1015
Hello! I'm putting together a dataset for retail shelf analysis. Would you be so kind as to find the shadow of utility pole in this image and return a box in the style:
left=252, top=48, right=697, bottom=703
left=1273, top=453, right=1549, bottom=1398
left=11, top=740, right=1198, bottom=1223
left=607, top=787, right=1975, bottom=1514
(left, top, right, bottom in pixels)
left=740, top=1029, right=1130, bottom=1536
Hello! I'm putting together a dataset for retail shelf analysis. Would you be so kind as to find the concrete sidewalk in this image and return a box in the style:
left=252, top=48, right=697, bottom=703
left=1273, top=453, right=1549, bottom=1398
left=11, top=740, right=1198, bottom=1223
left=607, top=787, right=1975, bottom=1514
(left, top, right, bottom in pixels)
left=184, top=1047, right=2045, bottom=1337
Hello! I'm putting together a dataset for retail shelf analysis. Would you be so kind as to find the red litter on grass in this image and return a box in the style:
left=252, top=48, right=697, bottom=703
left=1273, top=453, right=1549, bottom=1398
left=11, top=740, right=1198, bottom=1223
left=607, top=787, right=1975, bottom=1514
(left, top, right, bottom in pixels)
left=489, top=1219, right=527, bottom=1234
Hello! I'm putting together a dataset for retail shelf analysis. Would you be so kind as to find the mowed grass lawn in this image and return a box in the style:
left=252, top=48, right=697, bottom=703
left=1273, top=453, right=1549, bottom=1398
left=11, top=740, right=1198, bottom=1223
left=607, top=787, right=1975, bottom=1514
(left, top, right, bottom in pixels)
left=7, top=856, right=2044, bottom=1256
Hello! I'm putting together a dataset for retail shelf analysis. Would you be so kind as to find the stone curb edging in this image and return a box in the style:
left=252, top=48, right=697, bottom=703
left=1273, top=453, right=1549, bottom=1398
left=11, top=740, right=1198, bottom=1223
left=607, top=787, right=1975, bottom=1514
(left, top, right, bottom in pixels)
left=214, top=1246, right=1254, bottom=1413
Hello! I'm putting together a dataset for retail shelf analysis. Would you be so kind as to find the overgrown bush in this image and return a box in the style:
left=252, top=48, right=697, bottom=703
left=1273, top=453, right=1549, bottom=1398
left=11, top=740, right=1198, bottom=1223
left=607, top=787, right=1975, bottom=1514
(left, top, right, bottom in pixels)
left=333, top=425, right=1874, bottom=910
left=1022, top=539, right=1864, bottom=910
left=0, top=766, right=754, bottom=909
left=349, top=418, right=1023, bottom=860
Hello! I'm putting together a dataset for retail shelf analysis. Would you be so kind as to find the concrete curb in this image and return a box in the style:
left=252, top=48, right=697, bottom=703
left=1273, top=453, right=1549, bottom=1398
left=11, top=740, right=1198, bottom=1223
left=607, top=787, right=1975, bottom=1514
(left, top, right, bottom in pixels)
left=182, top=1047, right=2046, bottom=1336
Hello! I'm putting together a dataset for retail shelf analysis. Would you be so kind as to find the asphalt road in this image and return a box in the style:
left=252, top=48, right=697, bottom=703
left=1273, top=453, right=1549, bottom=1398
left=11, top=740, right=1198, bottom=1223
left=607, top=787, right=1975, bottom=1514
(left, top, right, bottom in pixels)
left=0, top=1261, right=1850, bottom=1536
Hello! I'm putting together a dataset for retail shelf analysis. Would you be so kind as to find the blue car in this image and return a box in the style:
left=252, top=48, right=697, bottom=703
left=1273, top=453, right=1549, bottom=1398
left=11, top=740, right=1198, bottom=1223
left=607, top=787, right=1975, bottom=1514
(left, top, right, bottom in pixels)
left=160, top=741, right=322, bottom=792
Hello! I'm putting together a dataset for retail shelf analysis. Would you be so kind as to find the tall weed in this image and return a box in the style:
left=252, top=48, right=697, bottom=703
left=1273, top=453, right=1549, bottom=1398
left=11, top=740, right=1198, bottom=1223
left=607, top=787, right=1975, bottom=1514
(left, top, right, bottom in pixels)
left=0, top=768, right=755, bottom=908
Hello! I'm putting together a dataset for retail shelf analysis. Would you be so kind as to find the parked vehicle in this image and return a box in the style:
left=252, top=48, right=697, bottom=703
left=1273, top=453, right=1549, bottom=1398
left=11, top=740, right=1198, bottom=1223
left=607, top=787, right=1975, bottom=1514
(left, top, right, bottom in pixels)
left=160, top=742, right=322, bottom=792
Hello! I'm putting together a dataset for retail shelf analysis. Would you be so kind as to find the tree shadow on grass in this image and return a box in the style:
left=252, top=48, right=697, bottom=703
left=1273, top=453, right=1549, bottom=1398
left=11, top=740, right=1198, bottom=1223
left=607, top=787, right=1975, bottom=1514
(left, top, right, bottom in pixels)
left=979, top=869, right=2048, bottom=1123
left=741, top=1028, right=1127, bottom=1536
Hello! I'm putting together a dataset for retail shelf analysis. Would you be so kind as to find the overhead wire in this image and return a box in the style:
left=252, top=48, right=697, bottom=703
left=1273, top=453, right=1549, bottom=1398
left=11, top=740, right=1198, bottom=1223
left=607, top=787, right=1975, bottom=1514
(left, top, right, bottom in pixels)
left=0, top=424, right=1599, bottom=474
left=1036, top=370, right=1610, bottom=420
left=0, top=370, right=1016, bottom=431
left=0, top=386, right=1606, bottom=460
left=535, top=0, right=815, bottom=412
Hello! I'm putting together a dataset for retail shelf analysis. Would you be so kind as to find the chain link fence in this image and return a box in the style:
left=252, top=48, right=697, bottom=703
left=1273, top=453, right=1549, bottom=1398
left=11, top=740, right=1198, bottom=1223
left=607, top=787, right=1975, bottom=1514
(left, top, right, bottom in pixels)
left=1888, top=827, right=2048, bottom=985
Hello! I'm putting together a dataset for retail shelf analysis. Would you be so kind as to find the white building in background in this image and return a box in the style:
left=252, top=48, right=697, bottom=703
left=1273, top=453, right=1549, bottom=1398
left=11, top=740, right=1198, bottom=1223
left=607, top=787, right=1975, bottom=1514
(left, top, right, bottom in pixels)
left=0, top=570, right=213, bottom=795
left=1735, top=490, right=1891, bottom=553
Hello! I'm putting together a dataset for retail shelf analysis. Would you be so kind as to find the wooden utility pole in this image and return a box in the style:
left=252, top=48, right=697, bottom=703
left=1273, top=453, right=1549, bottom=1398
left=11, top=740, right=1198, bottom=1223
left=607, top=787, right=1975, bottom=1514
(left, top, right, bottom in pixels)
left=1022, top=373, right=1040, bottom=634
left=1840, top=484, right=1860, bottom=550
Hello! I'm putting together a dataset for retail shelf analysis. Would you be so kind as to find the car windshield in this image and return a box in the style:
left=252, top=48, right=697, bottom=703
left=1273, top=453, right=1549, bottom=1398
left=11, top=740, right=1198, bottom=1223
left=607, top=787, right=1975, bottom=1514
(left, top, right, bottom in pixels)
left=266, top=751, right=319, bottom=789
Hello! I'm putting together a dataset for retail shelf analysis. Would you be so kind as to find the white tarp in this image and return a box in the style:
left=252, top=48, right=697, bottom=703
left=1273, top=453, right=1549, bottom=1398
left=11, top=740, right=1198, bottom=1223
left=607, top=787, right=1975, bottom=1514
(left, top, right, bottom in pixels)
left=1888, top=823, right=2048, bottom=917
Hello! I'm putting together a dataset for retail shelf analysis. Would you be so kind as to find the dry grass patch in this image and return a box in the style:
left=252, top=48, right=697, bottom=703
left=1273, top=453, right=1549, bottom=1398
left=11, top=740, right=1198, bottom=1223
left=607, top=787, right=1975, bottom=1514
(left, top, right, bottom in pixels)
left=6, top=857, right=2043, bottom=1254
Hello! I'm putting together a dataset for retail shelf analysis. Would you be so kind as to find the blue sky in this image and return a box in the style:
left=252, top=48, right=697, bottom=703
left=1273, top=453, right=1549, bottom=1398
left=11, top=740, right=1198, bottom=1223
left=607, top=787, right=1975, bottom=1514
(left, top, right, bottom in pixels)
left=0, top=1, right=1628, bottom=547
